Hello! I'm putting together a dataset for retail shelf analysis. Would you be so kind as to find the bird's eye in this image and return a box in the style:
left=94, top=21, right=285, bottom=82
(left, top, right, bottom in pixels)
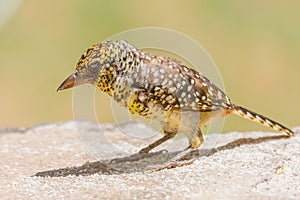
left=81, top=54, right=86, bottom=60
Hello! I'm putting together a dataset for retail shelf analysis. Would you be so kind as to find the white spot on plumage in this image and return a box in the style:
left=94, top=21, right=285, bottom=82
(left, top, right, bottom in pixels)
left=217, top=90, right=223, bottom=98
left=255, top=115, right=264, bottom=123
left=190, top=102, right=196, bottom=108
left=168, top=87, right=176, bottom=93
left=202, top=104, right=208, bottom=109
left=154, top=86, right=160, bottom=91
left=165, top=105, right=171, bottom=110
left=274, top=124, right=282, bottom=131
left=138, top=93, right=147, bottom=102
left=225, top=96, right=230, bottom=103
left=169, top=98, right=176, bottom=104
left=145, top=55, right=151, bottom=60
left=265, top=119, right=273, bottom=126
left=239, top=110, right=245, bottom=116
left=162, top=79, right=168, bottom=86
left=166, top=95, right=173, bottom=101
left=183, top=66, right=189, bottom=72
left=190, top=79, right=195, bottom=85
left=246, top=111, right=254, bottom=119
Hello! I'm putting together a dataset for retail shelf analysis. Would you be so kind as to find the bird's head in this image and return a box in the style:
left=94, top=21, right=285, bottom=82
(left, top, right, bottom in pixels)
left=57, top=41, right=123, bottom=92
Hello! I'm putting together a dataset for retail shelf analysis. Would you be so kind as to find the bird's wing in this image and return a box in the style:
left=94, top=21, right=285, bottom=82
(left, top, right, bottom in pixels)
left=136, top=55, right=233, bottom=112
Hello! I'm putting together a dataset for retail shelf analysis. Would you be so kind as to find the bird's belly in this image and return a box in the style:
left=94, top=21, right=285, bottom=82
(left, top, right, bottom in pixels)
left=146, top=102, right=169, bottom=120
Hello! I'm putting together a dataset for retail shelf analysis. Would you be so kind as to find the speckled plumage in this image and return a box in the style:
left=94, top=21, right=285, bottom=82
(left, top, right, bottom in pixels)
left=58, top=40, right=294, bottom=162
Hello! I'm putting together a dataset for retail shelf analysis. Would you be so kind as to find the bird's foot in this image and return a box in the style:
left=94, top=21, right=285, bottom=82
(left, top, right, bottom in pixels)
left=146, top=147, right=197, bottom=171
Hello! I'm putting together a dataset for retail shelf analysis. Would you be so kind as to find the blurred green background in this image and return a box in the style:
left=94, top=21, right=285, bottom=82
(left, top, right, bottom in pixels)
left=0, top=0, right=299, bottom=133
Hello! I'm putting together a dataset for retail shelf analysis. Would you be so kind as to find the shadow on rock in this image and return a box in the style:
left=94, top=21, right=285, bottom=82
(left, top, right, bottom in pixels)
left=34, top=135, right=289, bottom=177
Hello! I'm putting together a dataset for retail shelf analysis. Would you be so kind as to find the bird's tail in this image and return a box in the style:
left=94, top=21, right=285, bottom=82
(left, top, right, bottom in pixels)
left=232, top=105, right=294, bottom=137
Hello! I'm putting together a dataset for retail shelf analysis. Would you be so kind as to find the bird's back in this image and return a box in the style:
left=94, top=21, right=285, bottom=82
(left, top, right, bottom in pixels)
left=111, top=48, right=233, bottom=124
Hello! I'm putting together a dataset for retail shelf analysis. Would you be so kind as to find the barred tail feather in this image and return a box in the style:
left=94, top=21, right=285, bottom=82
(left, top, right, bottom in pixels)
left=232, top=105, right=294, bottom=137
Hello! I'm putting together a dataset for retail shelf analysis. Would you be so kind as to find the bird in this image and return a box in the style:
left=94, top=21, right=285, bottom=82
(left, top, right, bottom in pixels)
left=57, top=40, right=294, bottom=169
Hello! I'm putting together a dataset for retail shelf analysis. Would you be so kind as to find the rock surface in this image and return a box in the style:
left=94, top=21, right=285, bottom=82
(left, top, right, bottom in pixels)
left=0, top=121, right=299, bottom=199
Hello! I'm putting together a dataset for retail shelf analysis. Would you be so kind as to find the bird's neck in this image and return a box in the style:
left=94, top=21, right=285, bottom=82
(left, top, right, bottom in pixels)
left=96, top=67, right=118, bottom=97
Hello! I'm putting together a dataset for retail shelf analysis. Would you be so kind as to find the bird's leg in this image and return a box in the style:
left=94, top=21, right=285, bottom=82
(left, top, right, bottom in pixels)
left=109, top=132, right=175, bottom=164
left=139, top=117, right=178, bottom=153
left=147, top=129, right=204, bottom=171
left=139, top=132, right=177, bottom=153
left=111, top=123, right=177, bottom=164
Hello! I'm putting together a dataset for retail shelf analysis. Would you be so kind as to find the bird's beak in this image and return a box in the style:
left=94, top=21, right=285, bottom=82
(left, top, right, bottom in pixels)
left=57, top=73, right=87, bottom=91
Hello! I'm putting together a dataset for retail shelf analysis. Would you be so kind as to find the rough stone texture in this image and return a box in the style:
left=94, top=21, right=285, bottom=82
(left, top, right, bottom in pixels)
left=0, top=121, right=299, bottom=200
